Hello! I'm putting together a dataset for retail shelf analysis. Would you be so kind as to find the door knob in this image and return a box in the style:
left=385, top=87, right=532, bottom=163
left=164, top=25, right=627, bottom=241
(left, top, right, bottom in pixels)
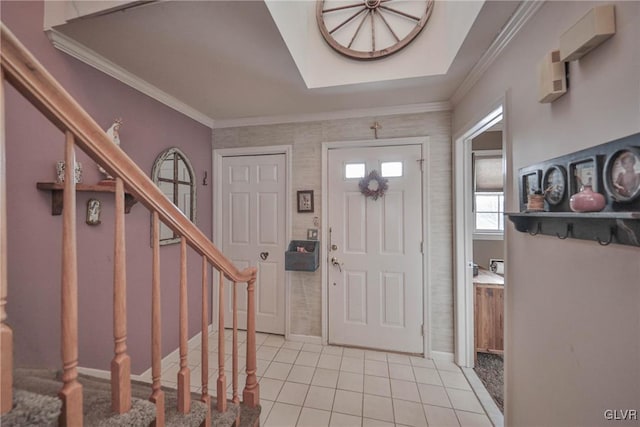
left=260, top=252, right=269, bottom=260
left=331, top=257, right=343, bottom=272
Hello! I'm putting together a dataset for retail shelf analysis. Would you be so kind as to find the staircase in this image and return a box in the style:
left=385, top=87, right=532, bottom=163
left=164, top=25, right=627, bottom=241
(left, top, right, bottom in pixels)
left=0, top=22, right=260, bottom=426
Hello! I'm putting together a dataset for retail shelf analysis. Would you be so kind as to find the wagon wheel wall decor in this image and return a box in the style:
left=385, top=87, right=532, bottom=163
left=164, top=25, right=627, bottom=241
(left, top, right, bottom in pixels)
left=316, top=0, right=434, bottom=60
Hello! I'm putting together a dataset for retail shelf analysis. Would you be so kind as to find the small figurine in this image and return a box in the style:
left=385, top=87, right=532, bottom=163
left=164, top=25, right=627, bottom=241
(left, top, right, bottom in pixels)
left=98, top=118, right=123, bottom=181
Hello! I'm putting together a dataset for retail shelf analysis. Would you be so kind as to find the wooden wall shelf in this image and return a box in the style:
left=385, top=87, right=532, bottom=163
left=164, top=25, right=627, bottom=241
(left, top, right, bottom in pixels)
left=37, top=182, right=138, bottom=215
left=506, top=212, right=640, bottom=247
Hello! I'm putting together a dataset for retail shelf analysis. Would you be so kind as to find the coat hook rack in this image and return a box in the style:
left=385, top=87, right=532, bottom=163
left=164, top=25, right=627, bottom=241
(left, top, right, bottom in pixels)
left=556, top=223, right=573, bottom=239
left=597, top=226, right=616, bottom=246
left=528, top=222, right=542, bottom=236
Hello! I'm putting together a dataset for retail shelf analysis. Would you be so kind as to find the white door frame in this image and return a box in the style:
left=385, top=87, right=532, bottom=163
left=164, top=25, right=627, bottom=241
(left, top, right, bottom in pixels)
left=321, top=136, right=430, bottom=357
left=453, top=99, right=506, bottom=368
left=213, top=145, right=293, bottom=337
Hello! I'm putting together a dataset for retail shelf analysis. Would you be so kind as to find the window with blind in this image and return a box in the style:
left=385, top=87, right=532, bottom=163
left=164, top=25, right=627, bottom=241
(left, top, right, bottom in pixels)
left=473, top=150, right=504, bottom=237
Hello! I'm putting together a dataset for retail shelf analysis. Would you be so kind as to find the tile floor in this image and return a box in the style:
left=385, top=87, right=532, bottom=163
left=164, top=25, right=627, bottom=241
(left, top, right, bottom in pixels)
left=143, top=330, right=492, bottom=427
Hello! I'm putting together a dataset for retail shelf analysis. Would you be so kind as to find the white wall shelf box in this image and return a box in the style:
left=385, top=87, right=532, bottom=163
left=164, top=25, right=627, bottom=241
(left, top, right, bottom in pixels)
left=538, top=50, right=567, bottom=103
left=559, top=4, right=616, bottom=62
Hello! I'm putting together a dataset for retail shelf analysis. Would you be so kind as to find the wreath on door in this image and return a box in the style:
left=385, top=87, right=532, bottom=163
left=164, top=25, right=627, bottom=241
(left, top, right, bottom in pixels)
left=359, top=170, right=388, bottom=200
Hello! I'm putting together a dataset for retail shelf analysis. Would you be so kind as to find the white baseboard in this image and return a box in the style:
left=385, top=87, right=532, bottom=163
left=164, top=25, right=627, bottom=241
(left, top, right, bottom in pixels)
left=286, top=334, right=322, bottom=345
left=431, top=351, right=455, bottom=362
left=139, top=325, right=215, bottom=378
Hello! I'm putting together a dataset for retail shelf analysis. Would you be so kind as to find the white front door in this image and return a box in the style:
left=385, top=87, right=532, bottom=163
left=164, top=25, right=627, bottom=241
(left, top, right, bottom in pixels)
left=328, top=145, right=423, bottom=353
left=221, top=154, right=286, bottom=335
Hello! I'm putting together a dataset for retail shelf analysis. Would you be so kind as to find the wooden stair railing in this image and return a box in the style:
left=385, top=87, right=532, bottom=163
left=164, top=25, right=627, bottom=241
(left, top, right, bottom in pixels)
left=0, top=22, right=260, bottom=426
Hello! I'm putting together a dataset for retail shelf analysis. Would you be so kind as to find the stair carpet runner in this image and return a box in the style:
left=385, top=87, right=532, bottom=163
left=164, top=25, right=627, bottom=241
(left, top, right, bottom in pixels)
left=0, top=368, right=258, bottom=427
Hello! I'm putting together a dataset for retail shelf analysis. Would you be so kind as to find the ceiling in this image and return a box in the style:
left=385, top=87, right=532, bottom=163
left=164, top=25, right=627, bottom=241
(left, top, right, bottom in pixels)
left=53, top=1, right=521, bottom=124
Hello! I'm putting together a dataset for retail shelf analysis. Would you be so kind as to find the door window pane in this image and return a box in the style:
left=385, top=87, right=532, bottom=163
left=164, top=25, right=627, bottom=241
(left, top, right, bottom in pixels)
left=345, top=163, right=365, bottom=179
left=381, top=162, right=403, bottom=177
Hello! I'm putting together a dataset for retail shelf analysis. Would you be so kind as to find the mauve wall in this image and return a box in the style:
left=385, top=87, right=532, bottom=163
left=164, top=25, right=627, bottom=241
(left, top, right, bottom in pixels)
left=2, top=1, right=213, bottom=373
left=453, top=1, right=640, bottom=425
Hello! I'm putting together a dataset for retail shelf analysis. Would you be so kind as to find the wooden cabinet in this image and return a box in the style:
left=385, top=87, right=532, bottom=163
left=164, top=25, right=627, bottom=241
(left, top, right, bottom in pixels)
left=474, top=269, right=504, bottom=358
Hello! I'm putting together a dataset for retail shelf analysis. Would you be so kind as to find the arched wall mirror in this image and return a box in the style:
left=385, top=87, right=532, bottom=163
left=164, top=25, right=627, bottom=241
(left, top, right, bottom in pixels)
left=151, top=147, right=196, bottom=245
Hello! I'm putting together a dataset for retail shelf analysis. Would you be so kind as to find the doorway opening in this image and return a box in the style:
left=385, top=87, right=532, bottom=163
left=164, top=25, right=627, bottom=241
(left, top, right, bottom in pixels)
left=454, top=103, right=506, bottom=423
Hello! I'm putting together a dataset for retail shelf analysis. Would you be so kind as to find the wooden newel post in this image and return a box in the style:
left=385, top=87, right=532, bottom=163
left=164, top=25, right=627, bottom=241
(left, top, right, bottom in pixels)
left=111, top=177, right=131, bottom=413
left=59, top=131, right=83, bottom=426
left=242, top=275, right=259, bottom=408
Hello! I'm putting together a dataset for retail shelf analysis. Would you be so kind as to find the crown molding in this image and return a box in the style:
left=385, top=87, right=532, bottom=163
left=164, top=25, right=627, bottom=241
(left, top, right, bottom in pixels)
left=47, top=29, right=214, bottom=128
left=212, top=101, right=451, bottom=129
left=450, top=0, right=545, bottom=106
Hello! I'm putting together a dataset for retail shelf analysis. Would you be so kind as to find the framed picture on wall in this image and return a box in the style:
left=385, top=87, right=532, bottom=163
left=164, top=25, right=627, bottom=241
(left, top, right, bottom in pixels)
left=603, top=147, right=640, bottom=202
left=521, top=170, right=542, bottom=205
left=542, top=165, right=567, bottom=206
left=569, top=156, right=601, bottom=196
left=297, top=190, right=314, bottom=213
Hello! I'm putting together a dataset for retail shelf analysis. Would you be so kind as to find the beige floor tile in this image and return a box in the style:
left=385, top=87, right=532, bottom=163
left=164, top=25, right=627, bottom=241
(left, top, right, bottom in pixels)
left=417, top=383, right=451, bottom=408
left=329, top=413, right=362, bottom=427
left=277, top=381, right=310, bottom=406
left=303, top=343, right=324, bottom=353
left=264, top=335, right=286, bottom=348
left=387, top=353, right=411, bottom=366
left=447, top=389, right=484, bottom=413
left=343, top=348, right=366, bottom=359
left=365, top=360, right=389, bottom=377
left=332, top=389, right=363, bottom=416
left=434, top=359, right=460, bottom=373
left=297, top=407, right=331, bottom=427
left=257, top=346, right=279, bottom=361
left=390, top=379, right=421, bottom=403
left=260, top=377, right=285, bottom=401
left=389, top=363, right=415, bottom=381
left=296, top=351, right=321, bottom=367
left=264, top=361, right=293, bottom=380
left=322, top=346, right=344, bottom=356
left=456, top=410, right=493, bottom=427
left=304, top=385, right=336, bottom=411
left=439, top=371, right=472, bottom=391
left=288, top=365, right=316, bottom=384
left=275, top=348, right=301, bottom=364
left=318, top=354, right=342, bottom=370
left=265, top=402, right=302, bottom=427
left=393, top=399, right=427, bottom=427
left=365, top=351, right=387, bottom=362
left=363, top=418, right=394, bottom=427
left=364, top=375, right=391, bottom=397
left=260, top=399, right=274, bottom=426
left=337, top=371, right=364, bottom=393
left=312, top=368, right=340, bottom=388
left=410, top=356, right=435, bottom=369
left=282, top=341, right=304, bottom=350
left=424, top=404, right=461, bottom=427
left=363, top=394, right=394, bottom=423
left=340, top=356, right=365, bottom=374
left=412, top=367, right=442, bottom=386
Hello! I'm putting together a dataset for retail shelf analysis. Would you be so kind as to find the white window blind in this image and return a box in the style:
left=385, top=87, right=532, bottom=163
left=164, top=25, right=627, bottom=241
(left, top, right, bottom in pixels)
left=474, top=154, right=503, bottom=192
